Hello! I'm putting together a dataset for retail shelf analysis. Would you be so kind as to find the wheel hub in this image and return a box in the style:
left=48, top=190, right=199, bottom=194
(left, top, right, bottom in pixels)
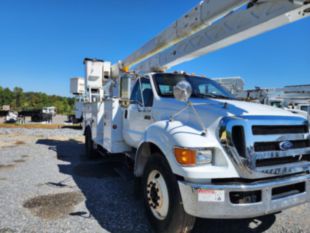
left=146, top=170, right=169, bottom=220
left=148, top=181, right=160, bottom=208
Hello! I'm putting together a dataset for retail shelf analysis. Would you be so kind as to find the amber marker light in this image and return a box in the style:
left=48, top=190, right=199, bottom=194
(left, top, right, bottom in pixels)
left=122, top=66, right=129, bottom=72
left=174, top=147, right=196, bottom=166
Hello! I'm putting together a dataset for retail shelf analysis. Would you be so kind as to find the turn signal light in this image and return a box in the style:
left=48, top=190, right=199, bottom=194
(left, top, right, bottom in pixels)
left=174, top=148, right=196, bottom=166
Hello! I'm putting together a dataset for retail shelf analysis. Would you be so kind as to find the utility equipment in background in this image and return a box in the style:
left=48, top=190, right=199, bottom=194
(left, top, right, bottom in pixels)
left=70, top=77, right=85, bottom=123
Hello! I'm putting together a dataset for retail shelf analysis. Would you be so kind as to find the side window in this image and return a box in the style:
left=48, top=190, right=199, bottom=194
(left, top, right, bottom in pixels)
left=130, top=81, right=142, bottom=104
left=130, top=78, right=154, bottom=107
left=301, top=106, right=309, bottom=112
left=141, top=78, right=153, bottom=107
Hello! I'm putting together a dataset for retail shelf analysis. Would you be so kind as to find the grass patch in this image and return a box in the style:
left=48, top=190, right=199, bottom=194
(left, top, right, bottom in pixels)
left=0, top=123, right=81, bottom=130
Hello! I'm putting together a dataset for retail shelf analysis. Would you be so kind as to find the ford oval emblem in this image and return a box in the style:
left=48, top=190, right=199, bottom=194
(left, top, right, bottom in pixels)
left=279, top=140, right=294, bottom=151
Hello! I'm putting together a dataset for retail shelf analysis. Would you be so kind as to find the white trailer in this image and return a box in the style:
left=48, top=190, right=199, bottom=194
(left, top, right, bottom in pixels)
left=72, top=1, right=310, bottom=232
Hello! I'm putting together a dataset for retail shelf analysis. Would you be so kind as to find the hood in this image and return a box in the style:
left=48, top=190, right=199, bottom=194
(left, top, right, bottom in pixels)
left=154, top=98, right=307, bottom=129
left=210, top=99, right=298, bottom=117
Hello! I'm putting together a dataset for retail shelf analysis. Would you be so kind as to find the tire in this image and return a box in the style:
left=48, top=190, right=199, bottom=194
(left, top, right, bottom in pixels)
left=85, top=127, right=96, bottom=159
left=142, top=152, right=196, bottom=233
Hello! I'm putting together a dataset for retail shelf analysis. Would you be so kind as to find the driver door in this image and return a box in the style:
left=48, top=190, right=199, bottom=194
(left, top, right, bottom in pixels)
left=123, top=77, right=154, bottom=147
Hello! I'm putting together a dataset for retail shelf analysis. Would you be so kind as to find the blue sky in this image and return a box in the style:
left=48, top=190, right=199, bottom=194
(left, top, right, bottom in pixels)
left=0, top=0, right=309, bottom=96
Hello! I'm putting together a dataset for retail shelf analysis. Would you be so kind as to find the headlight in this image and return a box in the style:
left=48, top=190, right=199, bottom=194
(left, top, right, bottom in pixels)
left=174, top=147, right=213, bottom=166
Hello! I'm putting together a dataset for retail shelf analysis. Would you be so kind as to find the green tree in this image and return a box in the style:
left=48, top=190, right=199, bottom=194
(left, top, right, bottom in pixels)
left=13, top=87, right=24, bottom=111
left=0, top=85, right=74, bottom=115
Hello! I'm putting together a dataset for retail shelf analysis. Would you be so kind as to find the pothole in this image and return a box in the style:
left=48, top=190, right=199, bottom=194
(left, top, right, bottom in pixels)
left=74, top=162, right=120, bottom=178
left=21, top=155, right=29, bottom=158
left=23, top=192, right=84, bottom=220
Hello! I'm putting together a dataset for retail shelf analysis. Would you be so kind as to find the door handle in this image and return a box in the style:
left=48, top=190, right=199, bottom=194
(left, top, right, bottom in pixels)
left=144, top=115, right=151, bottom=120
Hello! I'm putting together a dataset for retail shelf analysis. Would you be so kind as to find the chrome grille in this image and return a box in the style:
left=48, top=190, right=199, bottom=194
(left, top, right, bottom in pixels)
left=254, top=140, right=310, bottom=152
left=220, top=116, right=310, bottom=179
left=256, top=154, right=310, bottom=167
left=252, top=125, right=308, bottom=135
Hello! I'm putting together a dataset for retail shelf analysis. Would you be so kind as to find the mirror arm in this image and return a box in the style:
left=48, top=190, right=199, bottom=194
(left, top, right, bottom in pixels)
left=169, top=103, right=189, bottom=121
left=189, top=102, right=208, bottom=135
left=170, top=101, right=208, bottom=135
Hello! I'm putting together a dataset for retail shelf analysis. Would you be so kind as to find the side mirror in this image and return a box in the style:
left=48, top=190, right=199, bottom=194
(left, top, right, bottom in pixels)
left=120, top=74, right=132, bottom=108
left=173, top=81, right=192, bottom=102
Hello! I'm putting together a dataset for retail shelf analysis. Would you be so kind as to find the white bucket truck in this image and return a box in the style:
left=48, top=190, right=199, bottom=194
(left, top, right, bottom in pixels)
left=72, top=1, right=310, bottom=232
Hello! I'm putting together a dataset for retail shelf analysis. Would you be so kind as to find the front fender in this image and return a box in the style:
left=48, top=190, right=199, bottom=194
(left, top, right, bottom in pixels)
left=136, top=120, right=239, bottom=181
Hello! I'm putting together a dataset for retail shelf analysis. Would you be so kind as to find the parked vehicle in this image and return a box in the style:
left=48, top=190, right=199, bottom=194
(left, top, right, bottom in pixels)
left=72, top=1, right=310, bottom=232
left=19, top=109, right=52, bottom=123
left=70, top=77, right=85, bottom=123
left=43, top=106, right=57, bottom=116
left=5, top=111, right=18, bottom=123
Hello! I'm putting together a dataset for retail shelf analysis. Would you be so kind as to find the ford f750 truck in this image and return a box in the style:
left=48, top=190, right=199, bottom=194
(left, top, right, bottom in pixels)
left=70, top=1, right=310, bottom=232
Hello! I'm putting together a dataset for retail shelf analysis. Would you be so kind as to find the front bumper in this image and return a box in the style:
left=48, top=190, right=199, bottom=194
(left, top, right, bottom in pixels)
left=178, top=174, right=310, bottom=219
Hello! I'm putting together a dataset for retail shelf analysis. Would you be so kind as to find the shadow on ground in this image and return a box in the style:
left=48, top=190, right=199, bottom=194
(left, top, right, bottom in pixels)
left=36, top=139, right=276, bottom=233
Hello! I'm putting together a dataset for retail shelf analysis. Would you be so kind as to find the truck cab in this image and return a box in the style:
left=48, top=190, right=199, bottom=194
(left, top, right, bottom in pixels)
left=81, top=71, right=310, bottom=233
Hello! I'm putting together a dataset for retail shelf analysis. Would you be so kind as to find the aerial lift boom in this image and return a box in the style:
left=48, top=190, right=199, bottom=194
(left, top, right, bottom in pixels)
left=123, top=0, right=309, bottom=73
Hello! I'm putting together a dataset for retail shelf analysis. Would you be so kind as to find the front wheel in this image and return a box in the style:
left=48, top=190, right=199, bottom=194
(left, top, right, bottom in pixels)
left=142, top=153, right=195, bottom=233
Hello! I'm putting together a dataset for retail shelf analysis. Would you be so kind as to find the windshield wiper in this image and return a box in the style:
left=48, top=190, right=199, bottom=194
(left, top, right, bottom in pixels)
left=194, top=93, right=233, bottom=100
left=211, top=94, right=234, bottom=100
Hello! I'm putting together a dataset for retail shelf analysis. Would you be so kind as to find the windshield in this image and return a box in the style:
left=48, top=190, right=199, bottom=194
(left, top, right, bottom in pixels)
left=153, top=73, right=234, bottom=99
left=301, top=105, right=310, bottom=112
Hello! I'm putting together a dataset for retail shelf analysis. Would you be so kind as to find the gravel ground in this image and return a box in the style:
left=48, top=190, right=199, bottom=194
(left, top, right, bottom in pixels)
left=0, top=128, right=309, bottom=233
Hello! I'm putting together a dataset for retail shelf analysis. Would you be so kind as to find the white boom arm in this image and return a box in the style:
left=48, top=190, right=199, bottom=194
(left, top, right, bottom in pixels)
left=123, top=0, right=309, bottom=73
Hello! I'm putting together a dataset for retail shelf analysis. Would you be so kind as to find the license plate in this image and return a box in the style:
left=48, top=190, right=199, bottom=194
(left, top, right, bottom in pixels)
left=197, top=189, right=225, bottom=202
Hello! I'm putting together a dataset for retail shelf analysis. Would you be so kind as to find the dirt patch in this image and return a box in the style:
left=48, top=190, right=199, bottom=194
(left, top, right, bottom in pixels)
left=23, top=192, right=84, bottom=220
left=13, top=159, right=26, bottom=163
left=0, top=164, right=15, bottom=172
left=0, top=177, right=7, bottom=181
left=15, top=141, right=25, bottom=145
left=74, top=162, right=120, bottom=179
left=0, top=135, right=34, bottom=148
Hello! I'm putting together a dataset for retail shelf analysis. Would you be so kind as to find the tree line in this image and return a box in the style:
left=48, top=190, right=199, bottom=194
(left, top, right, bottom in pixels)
left=0, top=86, right=75, bottom=115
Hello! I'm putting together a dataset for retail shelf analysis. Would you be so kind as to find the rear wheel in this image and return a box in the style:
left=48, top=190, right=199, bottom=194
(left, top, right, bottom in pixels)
left=142, top=153, right=195, bottom=233
left=85, top=127, right=96, bottom=159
